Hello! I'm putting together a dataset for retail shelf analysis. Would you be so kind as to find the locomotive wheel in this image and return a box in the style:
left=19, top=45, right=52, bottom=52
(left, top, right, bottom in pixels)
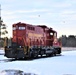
left=46, top=53, right=53, bottom=57
left=30, top=50, right=38, bottom=58
left=46, top=54, right=49, bottom=57
left=34, top=52, right=38, bottom=58
left=40, top=50, right=44, bottom=57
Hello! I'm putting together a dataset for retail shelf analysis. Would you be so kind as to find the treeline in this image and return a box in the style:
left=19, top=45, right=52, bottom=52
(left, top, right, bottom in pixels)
left=59, top=35, right=76, bottom=47
left=0, top=38, right=4, bottom=47
left=0, top=38, right=11, bottom=47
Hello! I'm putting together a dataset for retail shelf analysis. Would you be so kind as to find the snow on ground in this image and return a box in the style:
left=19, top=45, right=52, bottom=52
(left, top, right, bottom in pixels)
left=0, top=49, right=76, bottom=75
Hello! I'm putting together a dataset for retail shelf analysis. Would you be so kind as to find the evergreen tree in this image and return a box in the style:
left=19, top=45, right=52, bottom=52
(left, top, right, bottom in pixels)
left=0, top=17, right=8, bottom=38
left=0, top=5, right=8, bottom=47
left=0, top=5, right=8, bottom=38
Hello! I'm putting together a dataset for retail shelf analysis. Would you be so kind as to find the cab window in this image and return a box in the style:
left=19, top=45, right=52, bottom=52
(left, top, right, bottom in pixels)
left=19, top=27, right=25, bottom=30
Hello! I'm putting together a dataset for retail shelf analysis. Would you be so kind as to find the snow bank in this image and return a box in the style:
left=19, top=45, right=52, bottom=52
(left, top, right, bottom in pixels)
left=0, top=69, right=36, bottom=75
left=62, top=47, right=76, bottom=51
left=0, top=49, right=4, bottom=55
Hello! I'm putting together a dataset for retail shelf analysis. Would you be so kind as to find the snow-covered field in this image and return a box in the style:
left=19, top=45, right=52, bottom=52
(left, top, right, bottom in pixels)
left=0, top=48, right=76, bottom=75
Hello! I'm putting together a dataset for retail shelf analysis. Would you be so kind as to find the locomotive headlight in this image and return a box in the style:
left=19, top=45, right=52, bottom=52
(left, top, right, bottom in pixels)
left=19, top=46, right=22, bottom=48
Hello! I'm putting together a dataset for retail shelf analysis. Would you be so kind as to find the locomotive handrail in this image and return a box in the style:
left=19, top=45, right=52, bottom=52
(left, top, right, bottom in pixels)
left=22, top=37, right=26, bottom=46
left=46, top=38, right=54, bottom=41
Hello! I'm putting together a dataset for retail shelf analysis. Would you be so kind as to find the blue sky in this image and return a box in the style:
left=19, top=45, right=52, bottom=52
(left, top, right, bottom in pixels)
left=0, top=0, right=76, bottom=37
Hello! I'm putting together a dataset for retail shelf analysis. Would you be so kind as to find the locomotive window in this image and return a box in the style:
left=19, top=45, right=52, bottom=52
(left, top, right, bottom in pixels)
left=19, top=27, right=25, bottom=30
left=13, top=27, right=16, bottom=30
left=50, top=33, right=53, bottom=35
left=54, top=33, right=56, bottom=37
left=27, top=26, right=35, bottom=31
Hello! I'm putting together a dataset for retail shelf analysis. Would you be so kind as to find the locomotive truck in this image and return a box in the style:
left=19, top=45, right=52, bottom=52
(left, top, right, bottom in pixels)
left=4, top=22, right=61, bottom=59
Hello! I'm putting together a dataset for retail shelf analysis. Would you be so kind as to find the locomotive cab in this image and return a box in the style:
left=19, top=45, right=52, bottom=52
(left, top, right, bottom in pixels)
left=12, top=22, right=26, bottom=47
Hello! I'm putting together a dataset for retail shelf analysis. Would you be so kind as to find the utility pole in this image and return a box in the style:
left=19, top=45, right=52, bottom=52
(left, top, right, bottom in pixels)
left=0, top=4, right=2, bottom=39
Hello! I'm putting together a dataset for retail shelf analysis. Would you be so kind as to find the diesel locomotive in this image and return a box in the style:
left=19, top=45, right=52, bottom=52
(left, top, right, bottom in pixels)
left=4, top=22, right=61, bottom=59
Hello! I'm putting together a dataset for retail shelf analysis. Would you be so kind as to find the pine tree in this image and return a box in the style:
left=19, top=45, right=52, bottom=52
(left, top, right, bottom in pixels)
left=0, top=5, right=8, bottom=39
left=0, top=5, right=8, bottom=47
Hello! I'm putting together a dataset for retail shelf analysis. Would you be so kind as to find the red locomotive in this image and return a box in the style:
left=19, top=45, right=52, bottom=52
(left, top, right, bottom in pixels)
left=4, top=22, right=61, bottom=59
